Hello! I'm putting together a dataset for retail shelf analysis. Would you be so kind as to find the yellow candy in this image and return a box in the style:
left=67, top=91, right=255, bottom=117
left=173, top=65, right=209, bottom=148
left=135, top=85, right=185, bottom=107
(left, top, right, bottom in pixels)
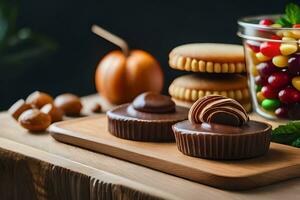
left=291, top=30, right=300, bottom=39
left=282, top=37, right=296, bottom=41
left=279, top=37, right=298, bottom=55
left=280, top=43, right=298, bottom=55
left=256, top=91, right=265, bottom=104
left=271, top=24, right=282, bottom=28
left=256, top=52, right=271, bottom=62
left=276, top=30, right=285, bottom=37
left=247, top=47, right=260, bottom=65
left=292, top=76, right=300, bottom=92
left=251, top=65, right=258, bottom=76
left=283, top=30, right=294, bottom=37
left=272, top=55, right=288, bottom=67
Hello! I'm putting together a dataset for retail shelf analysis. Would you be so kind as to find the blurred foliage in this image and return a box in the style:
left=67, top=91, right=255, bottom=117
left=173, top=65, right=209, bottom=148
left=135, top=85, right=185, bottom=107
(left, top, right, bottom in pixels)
left=0, top=0, right=57, bottom=68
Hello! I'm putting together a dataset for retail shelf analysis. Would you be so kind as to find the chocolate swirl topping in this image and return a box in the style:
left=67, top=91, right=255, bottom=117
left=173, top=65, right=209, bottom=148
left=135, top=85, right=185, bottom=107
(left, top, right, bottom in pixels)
left=132, top=92, right=176, bottom=114
left=188, top=95, right=249, bottom=127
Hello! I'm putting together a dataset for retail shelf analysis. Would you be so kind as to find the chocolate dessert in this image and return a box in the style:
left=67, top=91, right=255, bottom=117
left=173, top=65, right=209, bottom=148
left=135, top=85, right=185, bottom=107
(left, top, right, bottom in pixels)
left=173, top=95, right=272, bottom=160
left=107, top=92, right=188, bottom=141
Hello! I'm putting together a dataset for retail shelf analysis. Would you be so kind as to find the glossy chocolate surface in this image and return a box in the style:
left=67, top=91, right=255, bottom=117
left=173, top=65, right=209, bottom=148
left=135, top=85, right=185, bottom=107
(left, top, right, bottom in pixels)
left=174, top=95, right=270, bottom=160
left=188, top=95, right=249, bottom=127
left=173, top=120, right=271, bottom=135
left=108, top=104, right=188, bottom=121
left=132, top=92, right=175, bottom=113
left=107, top=93, right=188, bottom=142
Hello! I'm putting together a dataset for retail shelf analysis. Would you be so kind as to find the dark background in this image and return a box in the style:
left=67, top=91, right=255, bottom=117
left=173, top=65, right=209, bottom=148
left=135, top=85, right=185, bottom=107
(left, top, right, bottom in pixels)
left=1, top=0, right=290, bottom=109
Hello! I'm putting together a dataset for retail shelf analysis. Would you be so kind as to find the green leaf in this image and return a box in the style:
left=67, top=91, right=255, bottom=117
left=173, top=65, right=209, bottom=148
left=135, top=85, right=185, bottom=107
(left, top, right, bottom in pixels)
left=276, top=3, right=300, bottom=27
left=286, top=3, right=300, bottom=24
left=292, top=137, right=300, bottom=148
left=271, top=121, right=300, bottom=145
left=275, top=17, right=292, bottom=27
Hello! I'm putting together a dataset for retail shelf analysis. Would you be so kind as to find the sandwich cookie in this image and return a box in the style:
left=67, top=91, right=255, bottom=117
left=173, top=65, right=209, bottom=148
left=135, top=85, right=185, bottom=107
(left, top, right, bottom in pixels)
left=169, top=74, right=251, bottom=112
left=169, top=43, right=246, bottom=73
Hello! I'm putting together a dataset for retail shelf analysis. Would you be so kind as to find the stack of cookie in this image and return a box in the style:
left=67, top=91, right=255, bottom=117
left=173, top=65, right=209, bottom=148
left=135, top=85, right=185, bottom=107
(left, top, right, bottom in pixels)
left=168, top=43, right=251, bottom=112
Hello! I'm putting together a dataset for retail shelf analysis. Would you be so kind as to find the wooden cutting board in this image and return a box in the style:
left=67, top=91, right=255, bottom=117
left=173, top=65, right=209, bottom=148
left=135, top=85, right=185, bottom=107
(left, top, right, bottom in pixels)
left=49, top=115, right=300, bottom=190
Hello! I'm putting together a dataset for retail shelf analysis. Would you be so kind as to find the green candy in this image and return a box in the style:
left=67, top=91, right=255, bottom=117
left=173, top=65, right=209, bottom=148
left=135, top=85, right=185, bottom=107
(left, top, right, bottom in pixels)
left=261, top=99, right=280, bottom=110
left=256, top=85, right=262, bottom=92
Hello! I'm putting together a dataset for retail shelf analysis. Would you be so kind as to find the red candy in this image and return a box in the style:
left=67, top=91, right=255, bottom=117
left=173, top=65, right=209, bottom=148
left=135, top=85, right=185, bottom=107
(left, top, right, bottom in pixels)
left=293, top=24, right=300, bottom=28
left=261, top=85, right=278, bottom=99
left=260, top=42, right=281, bottom=57
left=255, top=75, right=268, bottom=86
left=275, top=107, right=289, bottom=118
left=259, top=19, right=274, bottom=26
left=267, top=72, right=289, bottom=88
left=271, top=35, right=281, bottom=40
left=256, top=61, right=278, bottom=77
left=257, top=61, right=277, bottom=77
left=288, top=55, right=300, bottom=75
left=246, top=41, right=260, bottom=52
left=278, top=88, right=300, bottom=104
left=255, top=19, right=300, bottom=119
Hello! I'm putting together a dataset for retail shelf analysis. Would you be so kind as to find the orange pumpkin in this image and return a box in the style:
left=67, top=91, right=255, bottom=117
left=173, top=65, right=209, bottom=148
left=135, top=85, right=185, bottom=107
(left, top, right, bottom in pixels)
left=95, top=50, right=164, bottom=104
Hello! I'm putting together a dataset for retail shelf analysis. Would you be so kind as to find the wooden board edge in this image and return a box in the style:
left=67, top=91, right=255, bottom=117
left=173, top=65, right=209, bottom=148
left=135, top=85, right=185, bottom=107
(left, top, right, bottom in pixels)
left=0, top=137, right=180, bottom=200
left=49, top=123, right=300, bottom=191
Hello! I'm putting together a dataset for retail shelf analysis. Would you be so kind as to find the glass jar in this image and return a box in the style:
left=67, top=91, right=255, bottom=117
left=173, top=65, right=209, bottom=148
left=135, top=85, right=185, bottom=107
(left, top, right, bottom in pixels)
left=238, top=15, right=300, bottom=120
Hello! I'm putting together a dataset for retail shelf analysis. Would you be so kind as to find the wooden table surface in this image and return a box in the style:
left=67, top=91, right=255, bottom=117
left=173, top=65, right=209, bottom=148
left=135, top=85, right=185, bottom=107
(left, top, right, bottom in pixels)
left=1, top=94, right=300, bottom=200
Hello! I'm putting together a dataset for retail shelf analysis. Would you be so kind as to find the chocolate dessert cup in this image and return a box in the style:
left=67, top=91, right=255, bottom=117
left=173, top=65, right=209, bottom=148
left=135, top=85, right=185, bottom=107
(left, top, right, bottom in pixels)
left=173, top=95, right=272, bottom=160
left=107, top=92, right=188, bottom=142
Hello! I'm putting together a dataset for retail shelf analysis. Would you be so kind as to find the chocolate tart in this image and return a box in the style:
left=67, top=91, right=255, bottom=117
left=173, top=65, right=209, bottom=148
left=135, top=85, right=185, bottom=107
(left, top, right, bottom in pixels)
left=173, top=95, right=272, bottom=160
left=107, top=92, right=188, bottom=142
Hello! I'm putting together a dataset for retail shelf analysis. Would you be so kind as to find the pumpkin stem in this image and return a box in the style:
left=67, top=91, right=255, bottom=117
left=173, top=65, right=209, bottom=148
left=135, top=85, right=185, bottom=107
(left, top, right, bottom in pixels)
left=91, top=25, right=129, bottom=56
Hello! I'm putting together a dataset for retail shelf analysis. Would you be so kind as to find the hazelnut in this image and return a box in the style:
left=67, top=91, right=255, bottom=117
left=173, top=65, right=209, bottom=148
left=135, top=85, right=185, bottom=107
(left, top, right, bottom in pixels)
left=18, top=109, right=51, bottom=132
left=41, top=104, right=63, bottom=123
left=8, top=99, right=32, bottom=120
left=54, top=93, right=82, bottom=116
left=91, top=103, right=102, bottom=113
left=26, top=91, right=54, bottom=109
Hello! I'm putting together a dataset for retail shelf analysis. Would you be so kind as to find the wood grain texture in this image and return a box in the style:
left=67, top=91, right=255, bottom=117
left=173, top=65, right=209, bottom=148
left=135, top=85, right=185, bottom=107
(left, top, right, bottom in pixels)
left=49, top=115, right=300, bottom=190
left=1, top=94, right=300, bottom=200
left=0, top=138, right=167, bottom=200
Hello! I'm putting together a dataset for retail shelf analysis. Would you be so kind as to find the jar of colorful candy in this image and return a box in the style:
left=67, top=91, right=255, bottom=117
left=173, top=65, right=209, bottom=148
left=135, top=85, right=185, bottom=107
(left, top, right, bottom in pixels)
left=238, top=4, right=300, bottom=120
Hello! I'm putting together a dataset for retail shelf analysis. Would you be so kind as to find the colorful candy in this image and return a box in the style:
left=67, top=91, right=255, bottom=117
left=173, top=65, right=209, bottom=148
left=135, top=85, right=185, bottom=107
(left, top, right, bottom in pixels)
left=248, top=17, right=300, bottom=119
left=292, top=76, right=300, bottom=91
left=260, top=42, right=281, bottom=58
left=275, top=107, right=289, bottom=118
left=256, top=52, right=271, bottom=62
left=278, top=88, right=300, bottom=104
left=270, top=24, right=282, bottom=28
left=293, top=24, right=300, bottom=28
left=247, top=41, right=260, bottom=52
left=272, top=55, right=289, bottom=67
left=256, top=91, right=265, bottom=103
left=256, top=85, right=263, bottom=92
left=280, top=43, right=298, bottom=55
left=291, top=30, right=300, bottom=39
left=261, top=85, right=278, bottom=99
left=255, top=75, right=268, bottom=86
left=267, top=72, right=289, bottom=88
left=259, top=19, right=274, bottom=26
left=288, top=55, right=300, bottom=75
left=261, top=99, right=280, bottom=110
left=256, top=61, right=277, bottom=76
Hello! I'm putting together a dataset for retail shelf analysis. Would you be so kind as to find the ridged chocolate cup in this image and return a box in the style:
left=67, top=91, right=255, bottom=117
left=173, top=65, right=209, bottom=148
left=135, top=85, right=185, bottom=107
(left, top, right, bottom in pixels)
left=173, top=120, right=272, bottom=160
left=107, top=104, right=188, bottom=142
